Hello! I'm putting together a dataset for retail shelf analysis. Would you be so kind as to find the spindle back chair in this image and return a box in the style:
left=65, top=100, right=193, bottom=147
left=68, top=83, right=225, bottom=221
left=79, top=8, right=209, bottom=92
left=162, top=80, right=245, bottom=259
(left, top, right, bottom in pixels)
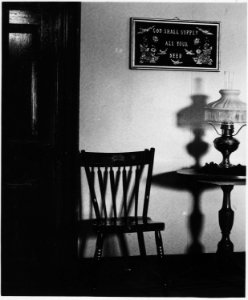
left=80, top=148, right=165, bottom=261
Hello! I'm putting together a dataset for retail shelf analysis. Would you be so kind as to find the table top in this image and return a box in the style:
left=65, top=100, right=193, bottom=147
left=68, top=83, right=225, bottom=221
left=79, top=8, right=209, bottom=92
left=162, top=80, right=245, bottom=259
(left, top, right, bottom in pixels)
left=177, top=168, right=246, bottom=186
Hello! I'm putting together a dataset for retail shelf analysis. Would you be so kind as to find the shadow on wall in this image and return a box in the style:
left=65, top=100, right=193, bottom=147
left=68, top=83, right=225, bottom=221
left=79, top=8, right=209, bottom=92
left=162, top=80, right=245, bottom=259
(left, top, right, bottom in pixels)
left=152, top=172, right=216, bottom=254
left=152, top=78, right=216, bottom=255
left=177, top=77, right=209, bottom=169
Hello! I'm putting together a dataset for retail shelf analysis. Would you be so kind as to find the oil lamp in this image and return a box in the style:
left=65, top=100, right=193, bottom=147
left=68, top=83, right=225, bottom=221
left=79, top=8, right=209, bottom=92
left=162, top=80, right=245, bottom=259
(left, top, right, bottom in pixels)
left=204, top=85, right=246, bottom=168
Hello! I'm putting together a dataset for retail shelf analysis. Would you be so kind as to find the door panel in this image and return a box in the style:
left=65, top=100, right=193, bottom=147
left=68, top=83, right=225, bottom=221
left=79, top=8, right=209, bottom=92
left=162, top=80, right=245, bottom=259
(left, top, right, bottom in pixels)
left=2, top=2, right=80, bottom=282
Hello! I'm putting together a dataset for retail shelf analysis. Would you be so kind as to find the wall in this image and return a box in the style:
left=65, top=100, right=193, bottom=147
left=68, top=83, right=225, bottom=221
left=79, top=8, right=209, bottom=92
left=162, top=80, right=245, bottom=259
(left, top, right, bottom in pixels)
left=79, top=2, right=246, bottom=257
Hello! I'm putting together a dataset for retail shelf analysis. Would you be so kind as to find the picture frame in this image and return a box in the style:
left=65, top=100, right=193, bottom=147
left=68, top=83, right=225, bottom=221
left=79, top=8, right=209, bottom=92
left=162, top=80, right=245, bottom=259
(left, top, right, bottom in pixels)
left=130, top=18, right=220, bottom=71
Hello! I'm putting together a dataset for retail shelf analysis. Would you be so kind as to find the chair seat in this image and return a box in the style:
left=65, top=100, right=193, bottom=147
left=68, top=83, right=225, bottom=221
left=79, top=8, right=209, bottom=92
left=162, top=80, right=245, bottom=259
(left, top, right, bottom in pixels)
left=91, top=217, right=165, bottom=233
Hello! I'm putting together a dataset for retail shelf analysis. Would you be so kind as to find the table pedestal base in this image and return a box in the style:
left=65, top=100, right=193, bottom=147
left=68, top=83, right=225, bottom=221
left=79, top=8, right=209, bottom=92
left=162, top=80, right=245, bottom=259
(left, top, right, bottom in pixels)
left=217, top=185, right=234, bottom=256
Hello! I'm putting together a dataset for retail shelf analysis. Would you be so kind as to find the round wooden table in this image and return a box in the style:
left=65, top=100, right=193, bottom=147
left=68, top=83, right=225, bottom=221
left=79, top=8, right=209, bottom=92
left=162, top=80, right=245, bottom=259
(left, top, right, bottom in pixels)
left=177, top=168, right=246, bottom=255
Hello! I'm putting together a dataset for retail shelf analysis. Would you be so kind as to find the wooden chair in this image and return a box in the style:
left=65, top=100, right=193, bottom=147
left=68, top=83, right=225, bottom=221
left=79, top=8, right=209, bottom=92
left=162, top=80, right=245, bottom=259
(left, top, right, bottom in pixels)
left=80, top=148, right=166, bottom=287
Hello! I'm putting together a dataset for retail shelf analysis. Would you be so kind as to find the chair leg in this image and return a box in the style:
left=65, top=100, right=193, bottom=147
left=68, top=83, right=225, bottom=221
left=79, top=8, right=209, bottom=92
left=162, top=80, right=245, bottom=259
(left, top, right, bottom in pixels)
left=137, top=231, right=146, bottom=257
left=94, top=232, right=104, bottom=261
left=118, top=232, right=130, bottom=257
left=118, top=233, right=133, bottom=273
left=155, top=231, right=167, bottom=289
left=91, top=232, right=104, bottom=294
left=155, top=230, right=164, bottom=259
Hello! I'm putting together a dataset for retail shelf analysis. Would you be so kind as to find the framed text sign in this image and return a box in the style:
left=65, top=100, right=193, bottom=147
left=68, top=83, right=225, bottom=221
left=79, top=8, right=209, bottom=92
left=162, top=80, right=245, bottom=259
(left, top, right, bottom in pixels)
left=130, top=18, right=220, bottom=71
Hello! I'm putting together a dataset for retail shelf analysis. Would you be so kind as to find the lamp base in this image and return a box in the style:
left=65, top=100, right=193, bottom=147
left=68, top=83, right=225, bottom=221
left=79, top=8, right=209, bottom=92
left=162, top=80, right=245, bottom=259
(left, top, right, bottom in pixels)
left=211, top=122, right=240, bottom=168
left=213, top=134, right=239, bottom=168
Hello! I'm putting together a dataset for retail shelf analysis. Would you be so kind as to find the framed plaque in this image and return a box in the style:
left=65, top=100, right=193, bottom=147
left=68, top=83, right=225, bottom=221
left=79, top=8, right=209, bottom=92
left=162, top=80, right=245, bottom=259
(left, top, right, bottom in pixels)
left=130, top=18, right=220, bottom=71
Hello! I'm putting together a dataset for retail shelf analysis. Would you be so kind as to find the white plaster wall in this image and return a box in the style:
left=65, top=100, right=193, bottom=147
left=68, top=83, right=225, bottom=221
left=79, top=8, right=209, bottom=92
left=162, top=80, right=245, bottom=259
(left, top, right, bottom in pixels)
left=79, top=2, right=246, bottom=257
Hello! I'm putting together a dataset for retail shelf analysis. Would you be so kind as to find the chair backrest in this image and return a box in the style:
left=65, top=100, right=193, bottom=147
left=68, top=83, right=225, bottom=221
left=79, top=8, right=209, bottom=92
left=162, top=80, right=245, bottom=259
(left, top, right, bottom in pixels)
left=80, top=148, right=155, bottom=222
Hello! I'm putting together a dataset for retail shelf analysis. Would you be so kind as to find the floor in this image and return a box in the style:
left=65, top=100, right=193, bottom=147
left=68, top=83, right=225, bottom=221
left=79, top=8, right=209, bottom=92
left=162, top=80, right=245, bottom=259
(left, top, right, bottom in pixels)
left=2, top=252, right=245, bottom=297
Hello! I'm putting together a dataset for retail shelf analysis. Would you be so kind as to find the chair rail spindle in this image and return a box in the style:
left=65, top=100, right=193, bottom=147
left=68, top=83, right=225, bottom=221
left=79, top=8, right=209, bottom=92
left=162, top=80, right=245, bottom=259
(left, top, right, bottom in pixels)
left=98, top=167, right=108, bottom=219
left=85, top=167, right=101, bottom=220
left=110, top=166, right=120, bottom=220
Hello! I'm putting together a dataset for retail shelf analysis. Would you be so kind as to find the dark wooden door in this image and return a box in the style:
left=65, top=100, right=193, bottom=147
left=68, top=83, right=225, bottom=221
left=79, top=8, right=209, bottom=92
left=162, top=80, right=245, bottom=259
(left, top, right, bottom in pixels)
left=2, top=2, right=80, bottom=280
